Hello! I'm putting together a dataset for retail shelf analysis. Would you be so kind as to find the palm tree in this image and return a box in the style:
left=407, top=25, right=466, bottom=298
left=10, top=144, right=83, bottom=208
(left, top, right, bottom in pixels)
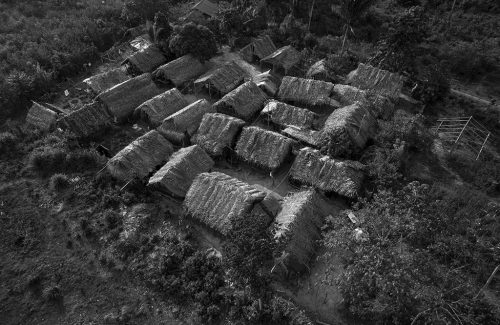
left=337, top=0, right=377, bottom=54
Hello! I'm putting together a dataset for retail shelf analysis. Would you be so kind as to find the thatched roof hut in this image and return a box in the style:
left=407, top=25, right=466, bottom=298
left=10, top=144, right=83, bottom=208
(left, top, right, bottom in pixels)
left=235, top=126, right=294, bottom=171
left=239, top=35, right=277, bottom=62
left=253, top=70, right=279, bottom=96
left=148, top=145, right=214, bottom=197
left=282, top=126, right=322, bottom=148
left=318, top=102, right=378, bottom=157
left=278, top=76, right=339, bottom=108
left=58, top=102, right=113, bottom=137
left=134, top=88, right=188, bottom=127
left=194, top=62, right=246, bottom=96
left=97, top=73, right=162, bottom=121
left=107, top=130, right=173, bottom=181
left=122, top=45, right=167, bottom=74
left=154, top=54, right=206, bottom=87
left=273, top=190, right=323, bottom=273
left=184, top=172, right=272, bottom=236
left=25, top=102, right=58, bottom=131
left=290, top=147, right=365, bottom=198
left=157, top=99, right=215, bottom=144
left=261, top=100, right=318, bottom=129
left=83, top=67, right=129, bottom=94
left=261, top=45, right=301, bottom=74
left=192, top=0, right=218, bottom=18
left=306, top=59, right=333, bottom=82
left=192, top=113, right=246, bottom=157
left=213, top=81, right=267, bottom=121
left=333, top=84, right=395, bottom=120
left=346, top=63, right=404, bottom=99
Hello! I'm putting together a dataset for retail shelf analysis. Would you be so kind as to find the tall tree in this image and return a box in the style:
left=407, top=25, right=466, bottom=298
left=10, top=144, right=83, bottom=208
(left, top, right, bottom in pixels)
left=337, top=0, right=377, bottom=54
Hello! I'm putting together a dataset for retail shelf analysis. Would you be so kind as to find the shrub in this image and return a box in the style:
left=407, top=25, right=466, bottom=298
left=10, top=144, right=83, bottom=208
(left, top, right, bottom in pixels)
left=0, top=132, right=17, bottom=153
left=441, top=42, right=498, bottom=82
left=411, top=64, right=450, bottom=105
left=29, top=147, right=68, bottom=175
left=49, top=173, right=70, bottom=194
left=303, top=33, right=318, bottom=49
left=169, top=23, right=218, bottom=62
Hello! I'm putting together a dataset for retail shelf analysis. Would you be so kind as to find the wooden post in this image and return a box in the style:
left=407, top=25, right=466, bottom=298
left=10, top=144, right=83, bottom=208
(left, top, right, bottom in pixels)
left=436, top=120, right=444, bottom=133
left=450, top=116, right=471, bottom=155
left=476, top=132, right=490, bottom=160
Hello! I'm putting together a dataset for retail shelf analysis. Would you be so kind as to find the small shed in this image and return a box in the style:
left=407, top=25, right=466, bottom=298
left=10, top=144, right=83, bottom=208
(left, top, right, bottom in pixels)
left=261, top=100, right=318, bottom=129
left=194, top=62, right=247, bottom=96
left=261, top=45, right=301, bottom=74
left=290, top=147, right=366, bottom=198
left=122, top=45, right=168, bottom=74
left=213, top=81, right=267, bottom=121
left=346, top=63, right=404, bottom=99
left=25, top=102, right=58, bottom=131
left=134, top=88, right=188, bottom=127
left=83, top=67, right=130, bottom=94
left=157, top=99, right=215, bottom=144
left=192, top=113, right=246, bottom=157
left=154, top=54, right=206, bottom=87
left=235, top=126, right=294, bottom=171
left=58, top=102, right=113, bottom=137
left=278, top=76, right=339, bottom=108
left=107, top=130, right=174, bottom=181
left=148, top=145, right=214, bottom=198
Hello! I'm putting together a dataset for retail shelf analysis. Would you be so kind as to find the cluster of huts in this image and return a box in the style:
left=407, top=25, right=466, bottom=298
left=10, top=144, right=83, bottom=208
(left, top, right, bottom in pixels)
left=25, top=26, right=406, bottom=273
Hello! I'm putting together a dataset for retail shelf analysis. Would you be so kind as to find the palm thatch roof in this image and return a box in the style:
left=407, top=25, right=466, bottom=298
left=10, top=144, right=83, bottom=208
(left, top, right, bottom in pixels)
left=261, top=45, right=301, bottom=73
left=122, top=45, right=167, bottom=73
left=273, top=190, right=323, bottom=273
left=148, top=145, right=214, bottom=198
left=83, top=67, right=129, bottom=94
left=261, top=100, right=318, bottom=129
left=107, top=130, right=173, bottom=181
left=192, top=0, right=218, bottom=17
left=157, top=99, right=215, bottom=144
left=58, top=102, right=113, bottom=137
left=306, top=59, right=333, bottom=82
left=25, top=102, right=58, bottom=131
left=154, top=54, right=206, bottom=87
left=346, top=63, right=404, bottom=99
left=97, top=73, right=162, bottom=120
left=239, top=35, right=277, bottom=62
left=318, top=102, right=378, bottom=157
left=253, top=70, right=279, bottom=96
left=194, top=62, right=246, bottom=96
left=213, top=81, right=267, bottom=121
left=282, top=126, right=322, bottom=148
left=184, top=172, right=271, bottom=236
left=134, top=88, right=188, bottom=127
left=192, top=113, right=246, bottom=157
left=333, top=84, right=395, bottom=120
left=235, top=126, right=294, bottom=171
left=290, top=147, right=365, bottom=198
left=278, top=76, right=339, bottom=108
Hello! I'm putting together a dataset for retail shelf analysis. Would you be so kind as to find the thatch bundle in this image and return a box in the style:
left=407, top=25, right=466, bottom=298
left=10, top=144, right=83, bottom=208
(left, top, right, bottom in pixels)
left=97, top=73, right=162, bottom=120
left=194, top=62, right=246, bottom=96
left=192, top=113, right=246, bottom=157
left=278, top=76, right=339, bottom=108
left=154, top=54, right=206, bottom=87
left=235, top=126, right=294, bottom=171
left=273, top=190, right=323, bottom=273
left=107, top=130, right=173, bottom=181
left=282, top=126, right=322, bottom=148
left=122, top=45, right=167, bottom=73
left=58, top=102, right=113, bottom=137
left=148, top=145, right=214, bottom=197
left=261, top=100, right=318, bottom=129
left=83, top=67, right=129, bottom=94
left=157, top=99, right=215, bottom=144
left=253, top=70, right=279, bottom=96
left=318, top=102, right=378, bottom=157
left=306, top=59, right=332, bottom=82
left=25, top=102, right=58, bottom=131
left=239, top=35, right=277, bottom=62
left=213, top=81, right=267, bottom=121
left=134, top=88, right=188, bottom=127
left=184, top=172, right=270, bottom=235
left=290, top=147, right=365, bottom=198
left=346, top=63, right=404, bottom=99
left=261, top=45, right=301, bottom=73
left=333, top=84, right=395, bottom=120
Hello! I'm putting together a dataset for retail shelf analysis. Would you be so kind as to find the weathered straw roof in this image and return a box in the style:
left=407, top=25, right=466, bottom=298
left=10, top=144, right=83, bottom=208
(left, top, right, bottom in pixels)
left=278, top=76, right=339, bottom=108
left=192, top=113, right=246, bottom=157
left=318, top=102, right=378, bottom=157
left=273, top=190, right=323, bottom=273
left=97, top=73, right=162, bottom=120
left=83, top=67, right=129, bottom=94
left=253, top=70, right=279, bottom=96
left=282, top=126, right=322, bottom=148
left=333, top=84, right=395, bottom=120
left=192, top=0, right=218, bottom=17
left=235, top=126, right=294, bottom=171
left=58, top=102, right=112, bottom=137
left=261, top=100, right=318, bottom=129
left=148, top=145, right=214, bottom=198
left=346, top=63, right=404, bottom=99
left=157, top=99, right=215, bottom=144
left=25, top=102, right=57, bottom=131
left=194, top=62, right=246, bottom=95
left=306, top=59, right=332, bottom=82
left=261, top=45, right=301, bottom=73
left=184, top=172, right=271, bottom=236
left=122, top=45, right=167, bottom=73
left=154, top=54, right=206, bottom=87
left=107, top=130, right=173, bottom=181
left=239, top=35, right=277, bottom=62
left=290, top=147, right=365, bottom=198
left=213, top=81, right=267, bottom=121
left=134, top=88, right=188, bottom=127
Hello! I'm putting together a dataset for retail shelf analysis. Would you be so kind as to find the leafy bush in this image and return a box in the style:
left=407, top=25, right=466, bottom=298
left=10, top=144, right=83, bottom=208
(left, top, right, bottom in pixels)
left=169, top=22, right=218, bottom=62
left=29, top=147, right=68, bottom=175
left=411, top=64, right=450, bottom=105
left=441, top=42, right=498, bottom=82
left=0, top=132, right=18, bottom=153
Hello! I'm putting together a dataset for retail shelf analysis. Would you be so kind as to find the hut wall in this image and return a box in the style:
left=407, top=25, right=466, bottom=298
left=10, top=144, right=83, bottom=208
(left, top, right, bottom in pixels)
left=123, top=45, right=167, bottom=73
left=194, top=62, right=246, bottom=96
left=261, top=45, right=301, bottom=73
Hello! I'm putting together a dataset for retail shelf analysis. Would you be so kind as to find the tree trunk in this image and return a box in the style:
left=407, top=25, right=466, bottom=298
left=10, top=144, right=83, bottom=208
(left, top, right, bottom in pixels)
left=340, top=23, right=349, bottom=55
left=308, top=0, right=316, bottom=31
